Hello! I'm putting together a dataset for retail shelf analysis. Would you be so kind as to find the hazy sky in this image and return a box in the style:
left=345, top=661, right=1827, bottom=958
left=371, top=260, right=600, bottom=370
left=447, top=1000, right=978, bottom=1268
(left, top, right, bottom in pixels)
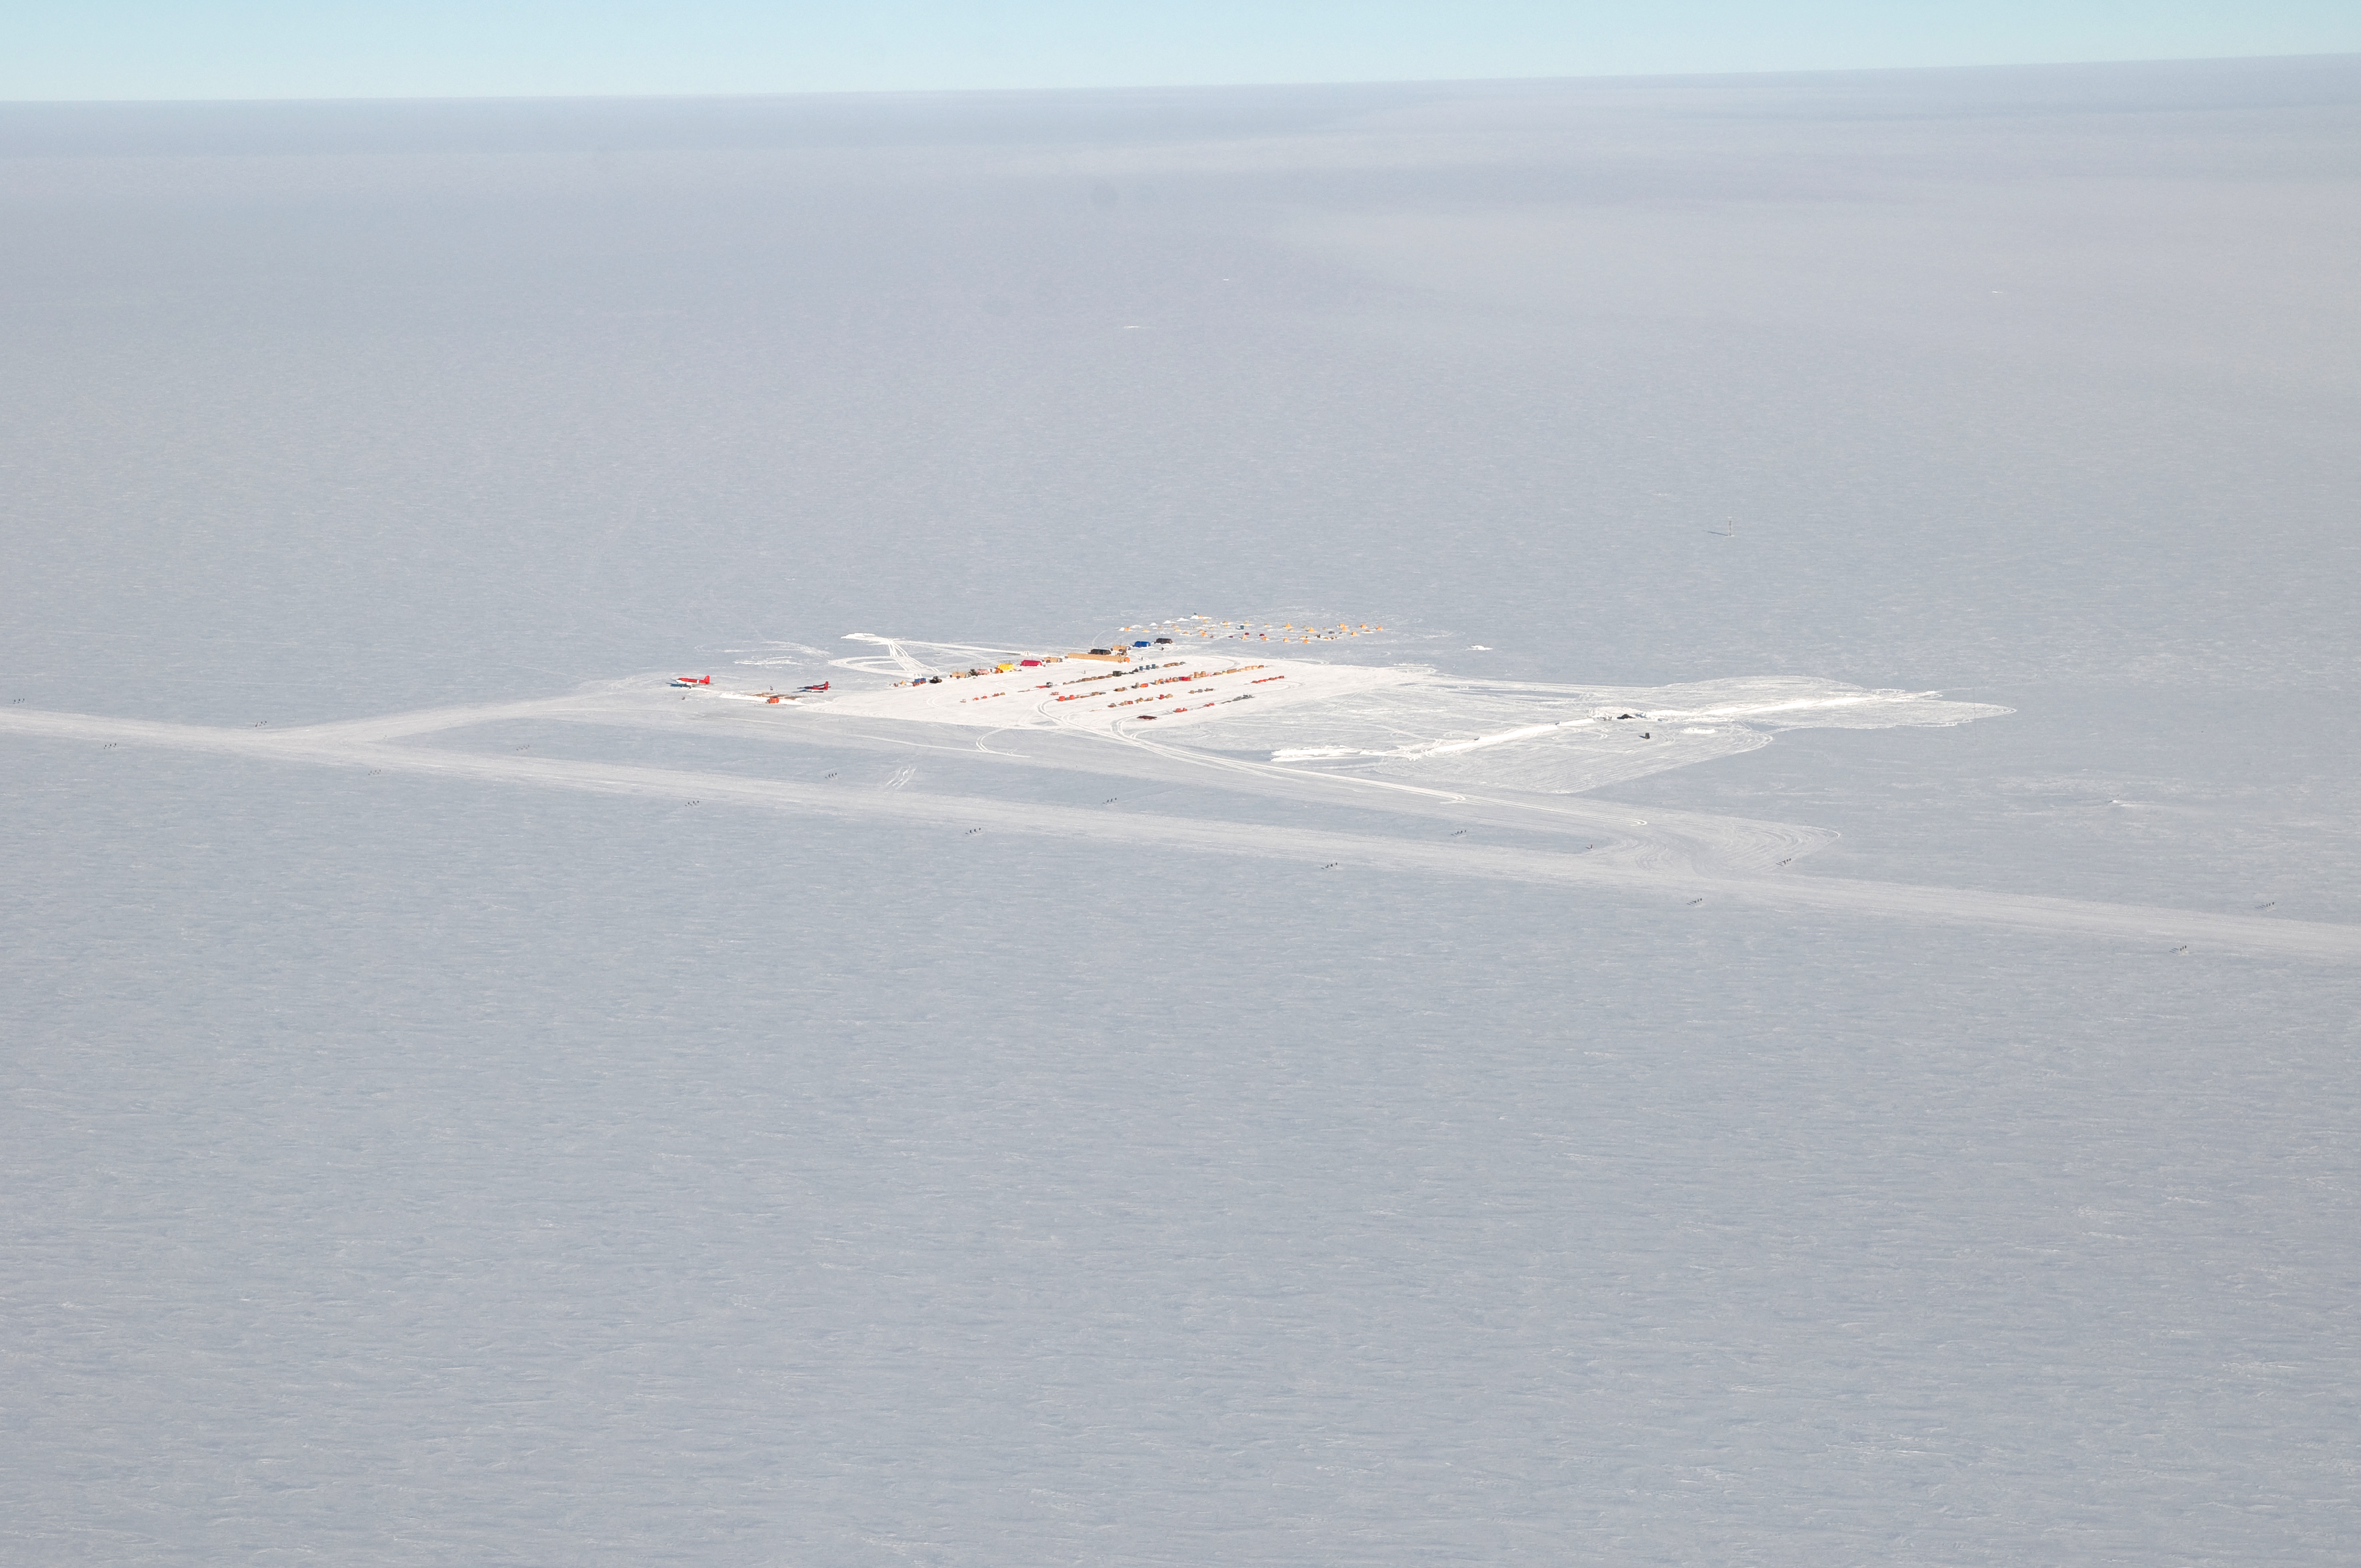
left=12, top=1, right=2360, bottom=102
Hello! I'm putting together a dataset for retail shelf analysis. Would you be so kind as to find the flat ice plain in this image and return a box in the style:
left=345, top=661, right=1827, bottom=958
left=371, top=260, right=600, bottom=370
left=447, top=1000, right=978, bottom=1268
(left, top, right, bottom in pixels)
left=5, top=56, right=2359, bottom=1565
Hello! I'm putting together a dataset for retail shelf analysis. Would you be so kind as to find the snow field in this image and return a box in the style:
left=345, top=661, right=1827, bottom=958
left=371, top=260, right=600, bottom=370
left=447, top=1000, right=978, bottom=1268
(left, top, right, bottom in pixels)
left=9, top=62, right=2360, bottom=1567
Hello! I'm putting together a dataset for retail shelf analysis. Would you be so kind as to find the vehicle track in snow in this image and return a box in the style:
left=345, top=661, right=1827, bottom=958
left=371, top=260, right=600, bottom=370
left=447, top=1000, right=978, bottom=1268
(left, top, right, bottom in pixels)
left=8, top=701, right=2358, bottom=964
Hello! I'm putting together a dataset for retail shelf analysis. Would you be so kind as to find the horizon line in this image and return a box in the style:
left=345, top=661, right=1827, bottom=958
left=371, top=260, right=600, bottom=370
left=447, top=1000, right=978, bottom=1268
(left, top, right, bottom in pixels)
left=7, top=49, right=2357, bottom=111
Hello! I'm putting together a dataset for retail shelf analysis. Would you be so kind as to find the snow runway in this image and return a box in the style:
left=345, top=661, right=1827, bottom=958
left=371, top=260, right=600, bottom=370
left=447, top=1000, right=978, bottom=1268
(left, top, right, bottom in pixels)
left=8, top=696, right=2356, bottom=965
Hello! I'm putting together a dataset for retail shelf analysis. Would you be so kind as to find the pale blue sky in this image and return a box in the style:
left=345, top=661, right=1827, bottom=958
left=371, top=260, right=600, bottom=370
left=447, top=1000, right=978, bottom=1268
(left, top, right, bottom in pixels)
left=10, top=1, right=2360, bottom=102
